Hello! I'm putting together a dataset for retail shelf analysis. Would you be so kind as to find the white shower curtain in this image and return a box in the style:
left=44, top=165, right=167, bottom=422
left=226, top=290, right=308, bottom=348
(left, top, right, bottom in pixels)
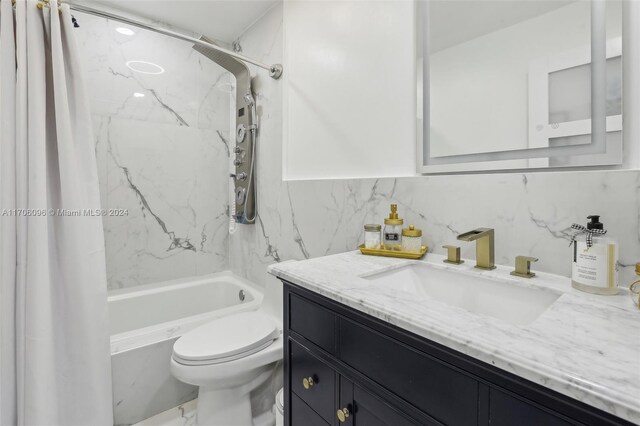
left=0, top=0, right=113, bottom=424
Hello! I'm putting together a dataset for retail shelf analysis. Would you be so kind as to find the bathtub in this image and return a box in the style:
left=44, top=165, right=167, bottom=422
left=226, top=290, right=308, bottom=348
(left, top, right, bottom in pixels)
left=108, top=271, right=263, bottom=426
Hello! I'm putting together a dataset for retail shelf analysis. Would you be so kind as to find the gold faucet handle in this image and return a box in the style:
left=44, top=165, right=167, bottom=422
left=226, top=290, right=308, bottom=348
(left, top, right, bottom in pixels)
left=442, top=245, right=464, bottom=265
left=510, top=256, right=538, bottom=278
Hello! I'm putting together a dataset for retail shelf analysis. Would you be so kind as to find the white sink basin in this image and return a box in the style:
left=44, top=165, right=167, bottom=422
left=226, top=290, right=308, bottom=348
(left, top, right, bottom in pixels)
left=364, top=263, right=561, bottom=326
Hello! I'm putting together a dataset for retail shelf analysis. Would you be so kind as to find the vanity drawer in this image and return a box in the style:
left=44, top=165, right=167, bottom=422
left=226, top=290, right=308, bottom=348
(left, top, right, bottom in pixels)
left=289, top=294, right=336, bottom=354
left=489, top=389, right=577, bottom=426
left=339, top=318, right=479, bottom=425
left=291, top=393, right=331, bottom=426
left=340, top=375, right=426, bottom=426
left=290, top=340, right=337, bottom=424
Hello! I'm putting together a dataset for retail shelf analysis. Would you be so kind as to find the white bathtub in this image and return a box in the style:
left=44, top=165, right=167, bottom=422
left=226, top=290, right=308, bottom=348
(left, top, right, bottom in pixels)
left=108, top=271, right=263, bottom=426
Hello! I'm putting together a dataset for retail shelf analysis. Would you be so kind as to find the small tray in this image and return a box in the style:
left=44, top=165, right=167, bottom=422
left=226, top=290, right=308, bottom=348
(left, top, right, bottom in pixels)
left=358, top=244, right=427, bottom=259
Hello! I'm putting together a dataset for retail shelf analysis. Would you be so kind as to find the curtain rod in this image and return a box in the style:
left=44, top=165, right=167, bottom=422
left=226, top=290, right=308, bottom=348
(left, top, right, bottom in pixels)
left=66, top=2, right=283, bottom=79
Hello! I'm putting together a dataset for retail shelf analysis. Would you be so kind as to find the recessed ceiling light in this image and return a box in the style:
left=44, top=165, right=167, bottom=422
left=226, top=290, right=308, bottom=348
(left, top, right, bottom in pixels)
left=116, top=27, right=135, bottom=36
left=133, top=92, right=145, bottom=98
left=125, top=60, right=165, bottom=75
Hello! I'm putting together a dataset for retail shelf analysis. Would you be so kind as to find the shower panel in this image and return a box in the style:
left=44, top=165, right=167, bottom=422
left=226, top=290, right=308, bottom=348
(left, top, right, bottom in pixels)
left=194, top=36, right=257, bottom=224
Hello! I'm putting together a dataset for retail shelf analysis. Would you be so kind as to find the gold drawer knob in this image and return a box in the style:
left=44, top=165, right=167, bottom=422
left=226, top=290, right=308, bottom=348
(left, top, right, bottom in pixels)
left=302, top=376, right=314, bottom=390
left=337, top=407, right=350, bottom=423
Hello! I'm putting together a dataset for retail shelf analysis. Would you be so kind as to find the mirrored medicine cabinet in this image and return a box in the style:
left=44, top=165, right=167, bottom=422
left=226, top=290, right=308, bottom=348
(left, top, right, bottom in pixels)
left=417, top=0, right=632, bottom=173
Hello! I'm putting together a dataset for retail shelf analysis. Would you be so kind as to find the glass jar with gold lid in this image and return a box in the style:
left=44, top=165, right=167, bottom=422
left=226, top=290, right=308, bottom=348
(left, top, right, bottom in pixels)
left=364, top=224, right=382, bottom=249
left=401, top=225, right=423, bottom=253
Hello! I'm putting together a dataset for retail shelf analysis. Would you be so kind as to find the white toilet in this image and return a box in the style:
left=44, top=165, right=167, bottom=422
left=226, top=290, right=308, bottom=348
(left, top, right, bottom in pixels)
left=170, top=276, right=283, bottom=425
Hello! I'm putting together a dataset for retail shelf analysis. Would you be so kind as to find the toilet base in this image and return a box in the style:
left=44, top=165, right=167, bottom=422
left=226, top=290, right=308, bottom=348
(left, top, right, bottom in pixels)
left=197, top=386, right=251, bottom=425
left=195, top=369, right=273, bottom=426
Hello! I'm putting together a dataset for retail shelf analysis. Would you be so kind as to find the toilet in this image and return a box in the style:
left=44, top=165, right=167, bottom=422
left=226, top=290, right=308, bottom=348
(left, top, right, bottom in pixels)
left=170, top=276, right=283, bottom=425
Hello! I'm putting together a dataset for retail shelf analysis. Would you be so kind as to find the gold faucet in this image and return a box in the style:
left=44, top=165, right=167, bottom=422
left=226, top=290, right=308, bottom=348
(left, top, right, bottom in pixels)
left=442, top=245, right=464, bottom=265
left=457, top=228, right=496, bottom=270
left=511, top=256, right=538, bottom=278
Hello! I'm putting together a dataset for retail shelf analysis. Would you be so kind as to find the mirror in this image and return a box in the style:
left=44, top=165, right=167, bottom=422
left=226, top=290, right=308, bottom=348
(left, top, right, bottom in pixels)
left=418, top=0, right=623, bottom=173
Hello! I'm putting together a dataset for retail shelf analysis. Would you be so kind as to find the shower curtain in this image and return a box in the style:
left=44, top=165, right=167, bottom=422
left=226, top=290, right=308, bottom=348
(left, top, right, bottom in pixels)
left=0, top=0, right=113, bottom=424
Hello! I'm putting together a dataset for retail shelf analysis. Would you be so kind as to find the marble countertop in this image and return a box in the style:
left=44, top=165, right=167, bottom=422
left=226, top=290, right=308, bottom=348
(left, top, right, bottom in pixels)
left=268, top=251, right=640, bottom=424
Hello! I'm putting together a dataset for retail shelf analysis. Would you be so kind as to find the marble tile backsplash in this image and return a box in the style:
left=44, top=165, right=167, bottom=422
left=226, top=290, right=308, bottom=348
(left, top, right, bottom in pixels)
left=76, top=12, right=232, bottom=289
left=231, top=4, right=640, bottom=288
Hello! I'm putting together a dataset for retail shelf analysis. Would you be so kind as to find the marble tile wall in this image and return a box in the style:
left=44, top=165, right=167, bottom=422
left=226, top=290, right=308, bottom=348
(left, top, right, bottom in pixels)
left=75, top=13, right=232, bottom=290
left=231, top=4, right=640, bottom=289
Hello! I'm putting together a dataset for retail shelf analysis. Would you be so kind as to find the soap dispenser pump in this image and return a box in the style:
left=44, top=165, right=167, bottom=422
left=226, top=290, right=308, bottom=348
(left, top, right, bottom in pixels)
left=571, top=215, right=618, bottom=295
left=383, top=204, right=404, bottom=250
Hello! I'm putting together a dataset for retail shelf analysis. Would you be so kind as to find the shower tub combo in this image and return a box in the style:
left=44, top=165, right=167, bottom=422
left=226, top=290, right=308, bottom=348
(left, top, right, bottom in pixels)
left=108, top=272, right=262, bottom=425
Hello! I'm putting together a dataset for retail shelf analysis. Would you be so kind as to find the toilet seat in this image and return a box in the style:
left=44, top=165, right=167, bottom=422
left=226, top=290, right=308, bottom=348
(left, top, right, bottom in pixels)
left=172, top=311, right=280, bottom=366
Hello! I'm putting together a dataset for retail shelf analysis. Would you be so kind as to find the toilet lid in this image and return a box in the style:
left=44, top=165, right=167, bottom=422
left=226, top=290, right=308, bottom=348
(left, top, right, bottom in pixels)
left=173, top=311, right=279, bottom=364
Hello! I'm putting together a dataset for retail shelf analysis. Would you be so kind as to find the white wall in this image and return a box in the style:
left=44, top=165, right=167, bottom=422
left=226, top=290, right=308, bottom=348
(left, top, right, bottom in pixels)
left=283, top=0, right=416, bottom=180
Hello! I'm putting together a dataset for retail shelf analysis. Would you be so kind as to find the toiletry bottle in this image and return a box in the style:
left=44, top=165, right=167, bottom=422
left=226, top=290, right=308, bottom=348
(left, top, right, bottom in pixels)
left=571, top=215, right=618, bottom=295
left=383, top=204, right=403, bottom=250
left=401, top=225, right=423, bottom=253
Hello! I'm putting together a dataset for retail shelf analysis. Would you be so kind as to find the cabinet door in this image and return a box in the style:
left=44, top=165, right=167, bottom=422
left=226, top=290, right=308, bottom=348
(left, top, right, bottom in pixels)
left=290, top=340, right=337, bottom=425
left=489, top=388, right=578, bottom=426
left=339, top=377, right=424, bottom=426
left=291, top=393, right=331, bottom=426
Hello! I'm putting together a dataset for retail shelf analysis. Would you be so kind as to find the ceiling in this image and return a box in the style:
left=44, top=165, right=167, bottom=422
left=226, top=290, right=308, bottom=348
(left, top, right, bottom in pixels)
left=91, top=0, right=279, bottom=44
left=84, top=1, right=576, bottom=54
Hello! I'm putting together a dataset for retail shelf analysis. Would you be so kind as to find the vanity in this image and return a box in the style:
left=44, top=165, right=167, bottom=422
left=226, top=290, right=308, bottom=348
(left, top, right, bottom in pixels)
left=269, top=252, right=640, bottom=426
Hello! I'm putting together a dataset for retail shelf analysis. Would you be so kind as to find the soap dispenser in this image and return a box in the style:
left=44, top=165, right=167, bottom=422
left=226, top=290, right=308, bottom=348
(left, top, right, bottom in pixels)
left=383, top=204, right=403, bottom=250
left=571, top=215, right=618, bottom=295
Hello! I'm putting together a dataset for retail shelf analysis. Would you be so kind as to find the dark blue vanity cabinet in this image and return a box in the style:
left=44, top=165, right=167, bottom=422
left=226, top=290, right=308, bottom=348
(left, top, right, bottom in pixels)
left=282, top=281, right=633, bottom=426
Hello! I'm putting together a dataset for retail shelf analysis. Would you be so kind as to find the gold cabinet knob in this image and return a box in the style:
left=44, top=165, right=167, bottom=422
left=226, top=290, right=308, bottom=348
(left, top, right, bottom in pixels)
left=302, top=376, right=314, bottom=390
left=337, top=407, right=350, bottom=423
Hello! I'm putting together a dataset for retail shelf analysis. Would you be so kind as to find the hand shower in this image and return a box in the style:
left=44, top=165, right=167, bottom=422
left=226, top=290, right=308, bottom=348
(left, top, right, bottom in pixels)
left=241, top=92, right=258, bottom=224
